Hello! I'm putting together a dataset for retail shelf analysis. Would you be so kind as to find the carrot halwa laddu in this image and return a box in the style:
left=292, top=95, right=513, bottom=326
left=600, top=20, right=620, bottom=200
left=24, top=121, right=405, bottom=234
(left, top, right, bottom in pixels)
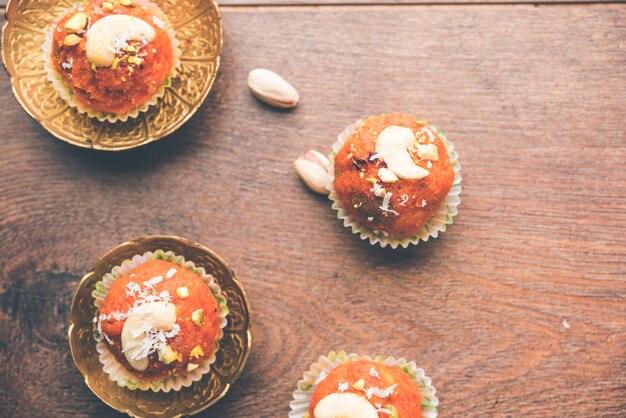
left=96, top=259, right=221, bottom=379
left=308, top=360, right=423, bottom=418
left=49, top=0, right=176, bottom=116
left=333, top=114, right=455, bottom=239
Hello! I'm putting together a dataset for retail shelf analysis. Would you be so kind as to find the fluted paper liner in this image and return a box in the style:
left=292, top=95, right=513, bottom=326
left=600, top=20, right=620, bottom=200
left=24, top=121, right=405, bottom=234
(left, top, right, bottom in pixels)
left=42, top=0, right=181, bottom=123
left=327, top=118, right=462, bottom=249
left=91, top=250, right=229, bottom=392
left=289, top=351, right=439, bottom=418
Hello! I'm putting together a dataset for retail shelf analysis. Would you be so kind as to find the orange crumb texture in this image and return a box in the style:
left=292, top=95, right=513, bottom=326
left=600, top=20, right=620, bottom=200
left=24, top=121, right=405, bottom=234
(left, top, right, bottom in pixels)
left=51, top=0, right=173, bottom=115
left=99, top=260, right=219, bottom=379
left=333, top=113, right=454, bottom=239
left=309, top=360, right=422, bottom=418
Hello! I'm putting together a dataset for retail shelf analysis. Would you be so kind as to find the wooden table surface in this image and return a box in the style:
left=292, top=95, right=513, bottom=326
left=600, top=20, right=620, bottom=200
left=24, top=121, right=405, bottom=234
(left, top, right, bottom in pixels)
left=1, top=1, right=625, bottom=417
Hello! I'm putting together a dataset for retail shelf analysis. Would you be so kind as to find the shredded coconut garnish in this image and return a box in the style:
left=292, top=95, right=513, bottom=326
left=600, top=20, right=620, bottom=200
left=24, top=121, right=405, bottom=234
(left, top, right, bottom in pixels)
left=61, top=58, right=74, bottom=70
left=143, top=275, right=163, bottom=289
left=427, top=161, right=433, bottom=169
left=398, top=194, right=409, bottom=206
left=365, top=384, right=397, bottom=400
left=562, top=319, right=570, bottom=330
left=97, top=275, right=176, bottom=354
left=369, top=367, right=380, bottom=378
left=166, top=268, right=177, bottom=279
left=381, top=192, right=400, bottom=216
left=416, top=127, right=436, bottom=143
left=107, top=32, right=130, bottom=55
left=374, top=403, right=393, bottom=415
left=152, top=16, right=165, bottom=29
left=338, top=382, right=349, bottom=393
left=123, top=322, right=180, bottom=361
left=421, top=199, right=427, bottom=208
left=367, top=217, right=374, bottom=222
left=369, top=153, right=382, bottom=161
left=370, top=183, right=385, bottom=197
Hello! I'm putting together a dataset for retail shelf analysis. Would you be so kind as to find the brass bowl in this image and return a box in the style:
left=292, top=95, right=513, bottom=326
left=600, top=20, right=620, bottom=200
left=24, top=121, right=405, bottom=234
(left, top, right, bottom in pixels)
left=69, top=235, right=252, bottom=418
left=1, top=0, right=222, bottom=151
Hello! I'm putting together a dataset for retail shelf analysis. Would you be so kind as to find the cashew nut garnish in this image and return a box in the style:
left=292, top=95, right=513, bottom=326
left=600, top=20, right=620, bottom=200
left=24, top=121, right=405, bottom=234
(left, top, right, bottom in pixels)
left=314, top=392, right=379, bottom=418
left=375, top=126, right=430, bottom=180
left=121, top=301, right=177, bottom=371
left=85, top=15, right=156, bottom=67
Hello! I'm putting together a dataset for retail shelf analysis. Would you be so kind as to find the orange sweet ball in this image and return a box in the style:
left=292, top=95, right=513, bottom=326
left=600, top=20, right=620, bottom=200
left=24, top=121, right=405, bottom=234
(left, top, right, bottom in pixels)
left=333, top=113, right=455, bottom=239
left=98, top=260, right=220, bottom=379
left=309, top=360, right=422, bottom=418
left=51, top=0, right=174, bottom=115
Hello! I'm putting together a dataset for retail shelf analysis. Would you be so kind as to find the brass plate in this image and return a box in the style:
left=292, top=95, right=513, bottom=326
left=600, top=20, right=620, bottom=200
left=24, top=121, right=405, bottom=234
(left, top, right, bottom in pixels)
left=1, top=0, right=222, bottom=151
left=69, top=235, right=252, bottom=418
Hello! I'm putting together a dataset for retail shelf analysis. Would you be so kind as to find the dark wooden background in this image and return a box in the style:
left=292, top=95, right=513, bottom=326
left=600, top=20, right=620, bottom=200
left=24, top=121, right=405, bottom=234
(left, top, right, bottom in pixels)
left=1, top=1, right=625, bottom=417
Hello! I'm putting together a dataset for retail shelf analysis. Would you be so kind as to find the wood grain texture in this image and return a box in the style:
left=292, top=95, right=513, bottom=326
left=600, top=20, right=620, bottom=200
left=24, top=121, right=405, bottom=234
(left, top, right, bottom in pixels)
left=1, top=3, right=626, bottom=418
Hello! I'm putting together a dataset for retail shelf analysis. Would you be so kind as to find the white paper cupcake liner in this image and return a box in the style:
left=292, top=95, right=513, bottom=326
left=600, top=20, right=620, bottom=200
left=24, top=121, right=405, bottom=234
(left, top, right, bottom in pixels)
left=289, top=351, right=439, bottom=418
left=327, top=118, right=462, bottom=249
left=42, top=0, right=181, bottom=123
left=91, top=249, right=229, bottom=392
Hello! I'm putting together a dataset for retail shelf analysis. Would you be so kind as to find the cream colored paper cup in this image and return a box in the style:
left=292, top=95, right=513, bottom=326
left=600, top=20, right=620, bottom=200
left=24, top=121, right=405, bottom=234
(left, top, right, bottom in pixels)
left=42, top=0, right=181, bottom=123
left=91, top=250, right=229, bottom=392
left=289, top=351, right=439, bottom=418
left=326, top=118, right=462, bottom=249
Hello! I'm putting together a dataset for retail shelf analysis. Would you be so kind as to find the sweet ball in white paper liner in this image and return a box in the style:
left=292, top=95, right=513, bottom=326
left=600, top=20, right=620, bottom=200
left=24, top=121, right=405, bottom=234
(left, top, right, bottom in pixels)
left=289, top=351, right=439, bottom=418
left=42, top=0, right=181, bottom=123
left=91, top=250, right=229, bottom=392
left=326, top=118, right=462, bottom=249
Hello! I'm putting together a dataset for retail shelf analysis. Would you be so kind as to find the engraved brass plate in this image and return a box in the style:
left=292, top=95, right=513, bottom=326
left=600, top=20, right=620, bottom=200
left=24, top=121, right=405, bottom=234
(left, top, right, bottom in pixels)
left=2, top=0, right=222, bottom=151
left=69, top=235, right=252, bottom=417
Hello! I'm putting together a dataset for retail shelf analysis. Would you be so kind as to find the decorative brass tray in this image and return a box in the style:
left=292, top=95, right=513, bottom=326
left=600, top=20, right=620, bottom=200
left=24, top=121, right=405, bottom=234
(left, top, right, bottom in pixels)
left=69, top=235, right=251, bottom=418
left=1, top=0, right=222, bottom=151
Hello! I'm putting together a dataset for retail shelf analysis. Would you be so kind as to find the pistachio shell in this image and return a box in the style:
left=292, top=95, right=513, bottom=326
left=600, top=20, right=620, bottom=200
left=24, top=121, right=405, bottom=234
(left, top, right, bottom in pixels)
left=248, top=68, right=299, bottom=109
left=294, top=150, right=330, bottom=194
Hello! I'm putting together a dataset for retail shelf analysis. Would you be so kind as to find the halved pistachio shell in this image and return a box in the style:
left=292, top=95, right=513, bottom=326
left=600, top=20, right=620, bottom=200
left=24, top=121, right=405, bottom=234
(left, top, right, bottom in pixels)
left=294, top=150, right=330, bottom=195
left=63, top=34, right=82, bottom=46
left=64, top=12, right=87, bottom=33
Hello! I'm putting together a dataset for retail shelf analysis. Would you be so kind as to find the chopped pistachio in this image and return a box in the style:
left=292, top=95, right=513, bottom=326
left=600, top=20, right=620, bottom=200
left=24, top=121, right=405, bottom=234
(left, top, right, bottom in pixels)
left=352, top=379, right=365, bottom=390
left=127, top=56, right=144, bottom=66
left=190, top=345, right=204, bottom=359
left=366, top=177, right=377, bottom=185
left=111, top=56, right=120, bottom=70
left=191, top=309, right=204, bottom=326
left=91, top=62, right=97, bottom=72
left=63, top=34, right=82, bottom=46
left=124, top=45, right=137, bottom=54
left=176, top=286, right=189, bottom=299
left=187, top=363, right=199, bottom=372
left=102, top=2, right=114, bottom=11
left=158, top=345, right=177, bottom=364
left=119, top=0, right=134, bottom=6
left=64, top=12, right=87, bottom=33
